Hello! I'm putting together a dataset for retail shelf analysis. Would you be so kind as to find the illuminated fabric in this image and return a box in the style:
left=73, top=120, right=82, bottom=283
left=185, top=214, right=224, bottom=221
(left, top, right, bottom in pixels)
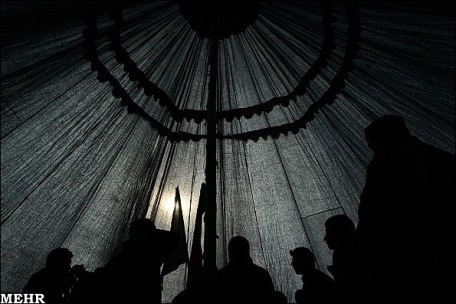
left=1, top=1, right=454, bottom=302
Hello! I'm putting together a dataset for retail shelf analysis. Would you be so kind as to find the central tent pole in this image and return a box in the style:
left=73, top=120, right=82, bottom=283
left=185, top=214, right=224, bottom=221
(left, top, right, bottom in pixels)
left=204, top=30, right=219, bottom=275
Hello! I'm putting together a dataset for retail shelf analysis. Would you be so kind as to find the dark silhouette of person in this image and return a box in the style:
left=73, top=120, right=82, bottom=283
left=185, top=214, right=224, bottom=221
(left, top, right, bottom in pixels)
left=171, top=277, right=215, bottom=304
left=324, top=214, right=375, bottom=304
left=214, top=236, right=275, bottom=304
left=290, top=247, right=340, bottom=304
left=102, top=218, right=179, bottom=304
left=68, top=266, right=105, bottom=304
left=23, top=247, right=76, bottom=304
left=357, top=114, right=456, bottom=304
left=271, top=290, right=288, bottom=304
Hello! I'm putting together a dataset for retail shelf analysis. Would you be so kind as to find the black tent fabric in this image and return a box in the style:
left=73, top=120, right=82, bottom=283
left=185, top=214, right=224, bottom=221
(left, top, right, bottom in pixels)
left=1, top=1, right=455, bottom=302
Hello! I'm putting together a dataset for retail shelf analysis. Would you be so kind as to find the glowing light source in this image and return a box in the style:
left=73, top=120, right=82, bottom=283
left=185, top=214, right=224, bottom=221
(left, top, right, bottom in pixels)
left=165, top=193, right=177, bottom=213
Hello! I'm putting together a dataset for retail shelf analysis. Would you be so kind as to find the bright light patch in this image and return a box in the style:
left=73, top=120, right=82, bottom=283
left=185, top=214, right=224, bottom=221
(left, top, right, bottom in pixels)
left=166, top=195, right=177, bottom=213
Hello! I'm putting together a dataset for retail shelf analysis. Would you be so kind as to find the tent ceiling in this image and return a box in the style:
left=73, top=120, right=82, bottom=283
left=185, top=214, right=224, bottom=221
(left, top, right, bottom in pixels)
left=178, top=1, right=262, bottom=39
left=1, top=1, right=454, bottom=302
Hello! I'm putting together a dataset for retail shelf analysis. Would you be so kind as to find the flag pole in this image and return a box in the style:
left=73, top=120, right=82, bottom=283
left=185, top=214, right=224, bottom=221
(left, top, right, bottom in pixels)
left=204, top=23, right=218, bottom=276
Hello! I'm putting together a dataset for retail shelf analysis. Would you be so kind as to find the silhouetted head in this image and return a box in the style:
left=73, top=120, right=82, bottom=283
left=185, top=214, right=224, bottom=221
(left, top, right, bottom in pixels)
left=228, top=236, right=251, bottom=264
left=364, top=115, right=411, bottom=155
left=290, top=247, right=315, bottom=275
left=324, top=214, right=356, bottom=250
left=45, top=247, right=73, bottom=273
left=129, top=218, right=157, bottom=241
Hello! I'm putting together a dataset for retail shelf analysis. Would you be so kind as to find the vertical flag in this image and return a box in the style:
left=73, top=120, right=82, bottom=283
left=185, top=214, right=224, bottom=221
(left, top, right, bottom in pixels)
left=162, top=187, right=189, bottom=276
left=187, top=183, right=206, bottom=285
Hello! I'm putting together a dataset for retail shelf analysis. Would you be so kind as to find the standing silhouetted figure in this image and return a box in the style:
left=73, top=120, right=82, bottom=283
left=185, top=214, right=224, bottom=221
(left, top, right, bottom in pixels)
left=23, top=247, right=75, bottom=304
left=290, top=247, right=340, bottom=304
left=358, top=115, right=456, bottom=304
left=214, top=236, right=275, bottom=304
left=102, top=218, right=179, bottom=304
left=325, top=214, right=375, bottom=304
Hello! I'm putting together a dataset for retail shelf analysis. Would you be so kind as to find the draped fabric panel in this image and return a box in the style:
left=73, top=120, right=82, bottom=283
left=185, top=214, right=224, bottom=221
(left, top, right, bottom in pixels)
left=1, top=1, right=454, bottom=303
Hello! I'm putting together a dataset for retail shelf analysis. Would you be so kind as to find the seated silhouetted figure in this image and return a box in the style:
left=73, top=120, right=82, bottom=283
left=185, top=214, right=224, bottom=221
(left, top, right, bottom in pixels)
left=325, top=214, right=374, bottom=304
left=23, top=247, right=75, bottom=304
left=358, top=115, right=456, bottom=303
left=102, top=218, right=179, bottom=304
left=214, top=236, right=275, bottom=304
left=290, top=247, right=340, bottom=304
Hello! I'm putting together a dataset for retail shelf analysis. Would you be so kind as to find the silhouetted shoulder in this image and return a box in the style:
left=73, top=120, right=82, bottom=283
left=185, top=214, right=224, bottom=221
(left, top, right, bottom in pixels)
left=215, top=236, right=276, bottom=304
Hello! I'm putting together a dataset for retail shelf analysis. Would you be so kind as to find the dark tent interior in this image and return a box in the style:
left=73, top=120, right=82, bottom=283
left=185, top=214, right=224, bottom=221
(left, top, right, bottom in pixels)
left=1, top=1, right=455, bottom=303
